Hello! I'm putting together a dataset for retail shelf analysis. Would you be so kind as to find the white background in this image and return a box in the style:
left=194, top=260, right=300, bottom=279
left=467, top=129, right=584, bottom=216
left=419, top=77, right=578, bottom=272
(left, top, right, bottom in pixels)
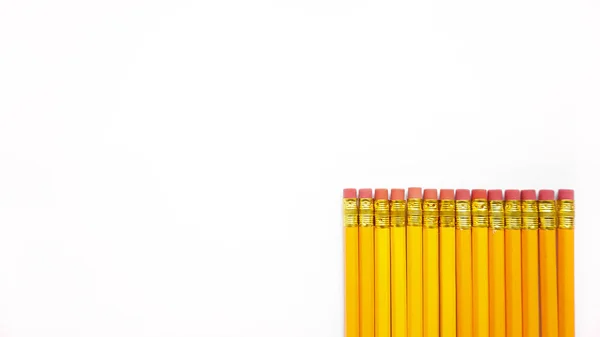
left=0, top=0, right=598, bottom=336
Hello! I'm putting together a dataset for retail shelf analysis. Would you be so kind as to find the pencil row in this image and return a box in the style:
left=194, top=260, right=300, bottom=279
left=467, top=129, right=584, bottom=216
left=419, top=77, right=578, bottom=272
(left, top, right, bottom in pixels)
left=342, top=188, right=575, bottom=337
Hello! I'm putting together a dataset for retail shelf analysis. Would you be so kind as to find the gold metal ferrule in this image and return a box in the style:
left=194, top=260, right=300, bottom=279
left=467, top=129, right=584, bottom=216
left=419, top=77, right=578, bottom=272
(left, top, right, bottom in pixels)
left=489, top=200, right=504, bottom=230
left=359, top=198, right=374, bottom=227
left=504, top=200, right=522, bottom=230
left=375, top=199, right=390, bottom=228
left=558, top=200, right=574, bottom=229
left=521, top=200, right=539, bottom=230
left=538, top=200, right=557, bottom=230
left=423, top=199, right=439, bottom=229
left=343, top=198, right=358, bottom=227
left=407, top=198, right=423, bottom=227
left=472, top=199, right=489, bottom=228
left=456, top=200, right=472, bottom=230
left=440, top=199, right=456, bottom=227
left=390, top=199, right=407, bottom=227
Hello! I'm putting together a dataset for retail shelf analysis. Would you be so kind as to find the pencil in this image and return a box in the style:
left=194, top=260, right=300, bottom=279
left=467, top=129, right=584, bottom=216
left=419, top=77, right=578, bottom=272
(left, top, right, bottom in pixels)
left=343, top=189, right=360, bottom=337
left=539, top=190, right=558, bottom=337
left=423, top=189, right=439, bottom=337
left=406, top=187, right=423, bottom=337
left=557, top=189, right=575, bottom=337
left=390, top=189, right=407, bottom=337
left=521, top=189, right=540, bottom=337
left=504, top=190, right=522, bottom=337
left=488, top=190, right=505, bottom=337
left=439, top=189, right=456, bottom=337
left=359, top=188, right=375, bottom=337
left=455, top=189, right=473, bottom=337
left=375, top=189, right=391, bottom=337
left=471, top=189, right=489, bottom=337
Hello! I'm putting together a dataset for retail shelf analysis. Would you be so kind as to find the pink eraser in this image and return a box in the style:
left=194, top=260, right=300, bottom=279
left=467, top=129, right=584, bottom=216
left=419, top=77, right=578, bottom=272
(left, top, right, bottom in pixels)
left=375, top=188, right=388, bottom=200
left=505, top=189, right=520, bottom=200
left=538, top=189, right=555, bottom=201
left=472, top=189, right=487, bottom=200
left=488, top=189, right=503, bottom=201
left=521, top=189, right=536, bottom=200
left=424, top=188, right=438, bottom=199
left=359, top=188, right=373, bottom=199
left=558, top=189, right=574, bottom=200
left=391, top=188, right=405, bottom=200
left=456, top=189, right=470, bottom=200
left=407, top=187, right=422, bottom=199
left=343, top=188, right=357, bottom=198
left=440, top=189, right=454, bottom=200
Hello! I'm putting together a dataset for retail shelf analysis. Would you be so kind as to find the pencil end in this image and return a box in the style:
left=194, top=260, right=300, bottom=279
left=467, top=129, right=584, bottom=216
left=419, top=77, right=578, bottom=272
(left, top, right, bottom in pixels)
left=343, top=188, right=357, bottom=198
left=558, top=189, right=574, bottom=200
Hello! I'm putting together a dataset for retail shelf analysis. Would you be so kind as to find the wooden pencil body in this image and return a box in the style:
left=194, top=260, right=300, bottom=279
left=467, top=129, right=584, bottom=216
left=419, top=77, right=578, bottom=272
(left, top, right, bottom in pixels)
left=521, top=229, right=540, bottom=337
left=558, top=228, right=574, bottom=337
left=375, top=227, right=391, bottom=337
left=440, top=226, right=456, bottom=337
left=540, top=228, right=559, bottom=337
left=359, top=226, right=375, bottom=337
left=423, top=228, right=439, bottom=337
left=391, top=227, right=407, bottom=337
left=345, top=227, right=359, bottom=337
left=456, top=228, right=473, bottom=337
left=406, top=225, right=422, bottom=337
left=472, top=226, right=490, bottom=337
left=505, top=229, right=522, bottom=337
left=489, top=227, right=505, bottom=337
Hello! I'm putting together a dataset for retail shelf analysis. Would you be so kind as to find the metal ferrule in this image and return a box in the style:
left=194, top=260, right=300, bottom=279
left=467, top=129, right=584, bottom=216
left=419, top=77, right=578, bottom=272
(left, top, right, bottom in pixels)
left=423, top=199, right=439, bottom=229
left=359, top=198, right=374, bottom=227
left=558, top=200, right=574, bottom=229
left=504, top=200, right=522, bottom=230
left=343, top=198, right=358, bottom=227
left=472, top=199, right=489, bottom=228
left=407, top=198, right=423, bottom=227
left=375, top=199, right=390, bottom=228
left=489, top=200, right=504, bottom=230
left=390, top=200, right=407, bottom=227
left=538, top=200, right=557, bottom=230
left=521, top=200, right=539, bottom=230
left=456, top=200, right=472, bottom=230
left=440, top=199, right=456, bottom=227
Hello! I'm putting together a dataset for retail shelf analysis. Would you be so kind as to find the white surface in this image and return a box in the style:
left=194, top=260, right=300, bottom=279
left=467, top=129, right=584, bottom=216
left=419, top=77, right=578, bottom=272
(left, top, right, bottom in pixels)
left=0, top=0, right=598, bottom=336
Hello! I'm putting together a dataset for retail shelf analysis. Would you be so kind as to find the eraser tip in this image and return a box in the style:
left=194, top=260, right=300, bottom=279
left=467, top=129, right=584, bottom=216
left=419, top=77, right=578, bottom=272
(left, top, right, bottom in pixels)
left=407, top=187, right=422, bottom=199
left=374, top=188, right=388, bottom=200
left=391, top=189, right=405, bottom=200
left=358, top=188, right=373, bottom=199
left=558, top=189, right=574, bottom=200
left=343, top=188, right=357, bottom=198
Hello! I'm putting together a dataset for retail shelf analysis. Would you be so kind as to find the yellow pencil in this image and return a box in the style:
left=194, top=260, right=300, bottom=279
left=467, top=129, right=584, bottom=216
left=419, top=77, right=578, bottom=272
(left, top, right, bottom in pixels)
left=374, top=189, right=391, bottom=337
left=557, top=189, right=575, bottom=337
left=439, top=189, right=456, bottom=337
left=521, top=190, right=540, bottom=337
left=539, top=190, right=558, bottom=337
left=488, top=190, right=505, bottom=337
left=471, top=189, right=489, bottom=337
left=406, top=187, right=423, bottom=337
left=423, top=189, right=439, bottom=337
left=359, top=189, right=375, bottom=337
left=390, top=189, right=407, bottom=337
left=343, top=189, right=359, bottom=337
left=504, top=190, right=522, bottom=337
left=455, top=189, right=473, bottom=337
